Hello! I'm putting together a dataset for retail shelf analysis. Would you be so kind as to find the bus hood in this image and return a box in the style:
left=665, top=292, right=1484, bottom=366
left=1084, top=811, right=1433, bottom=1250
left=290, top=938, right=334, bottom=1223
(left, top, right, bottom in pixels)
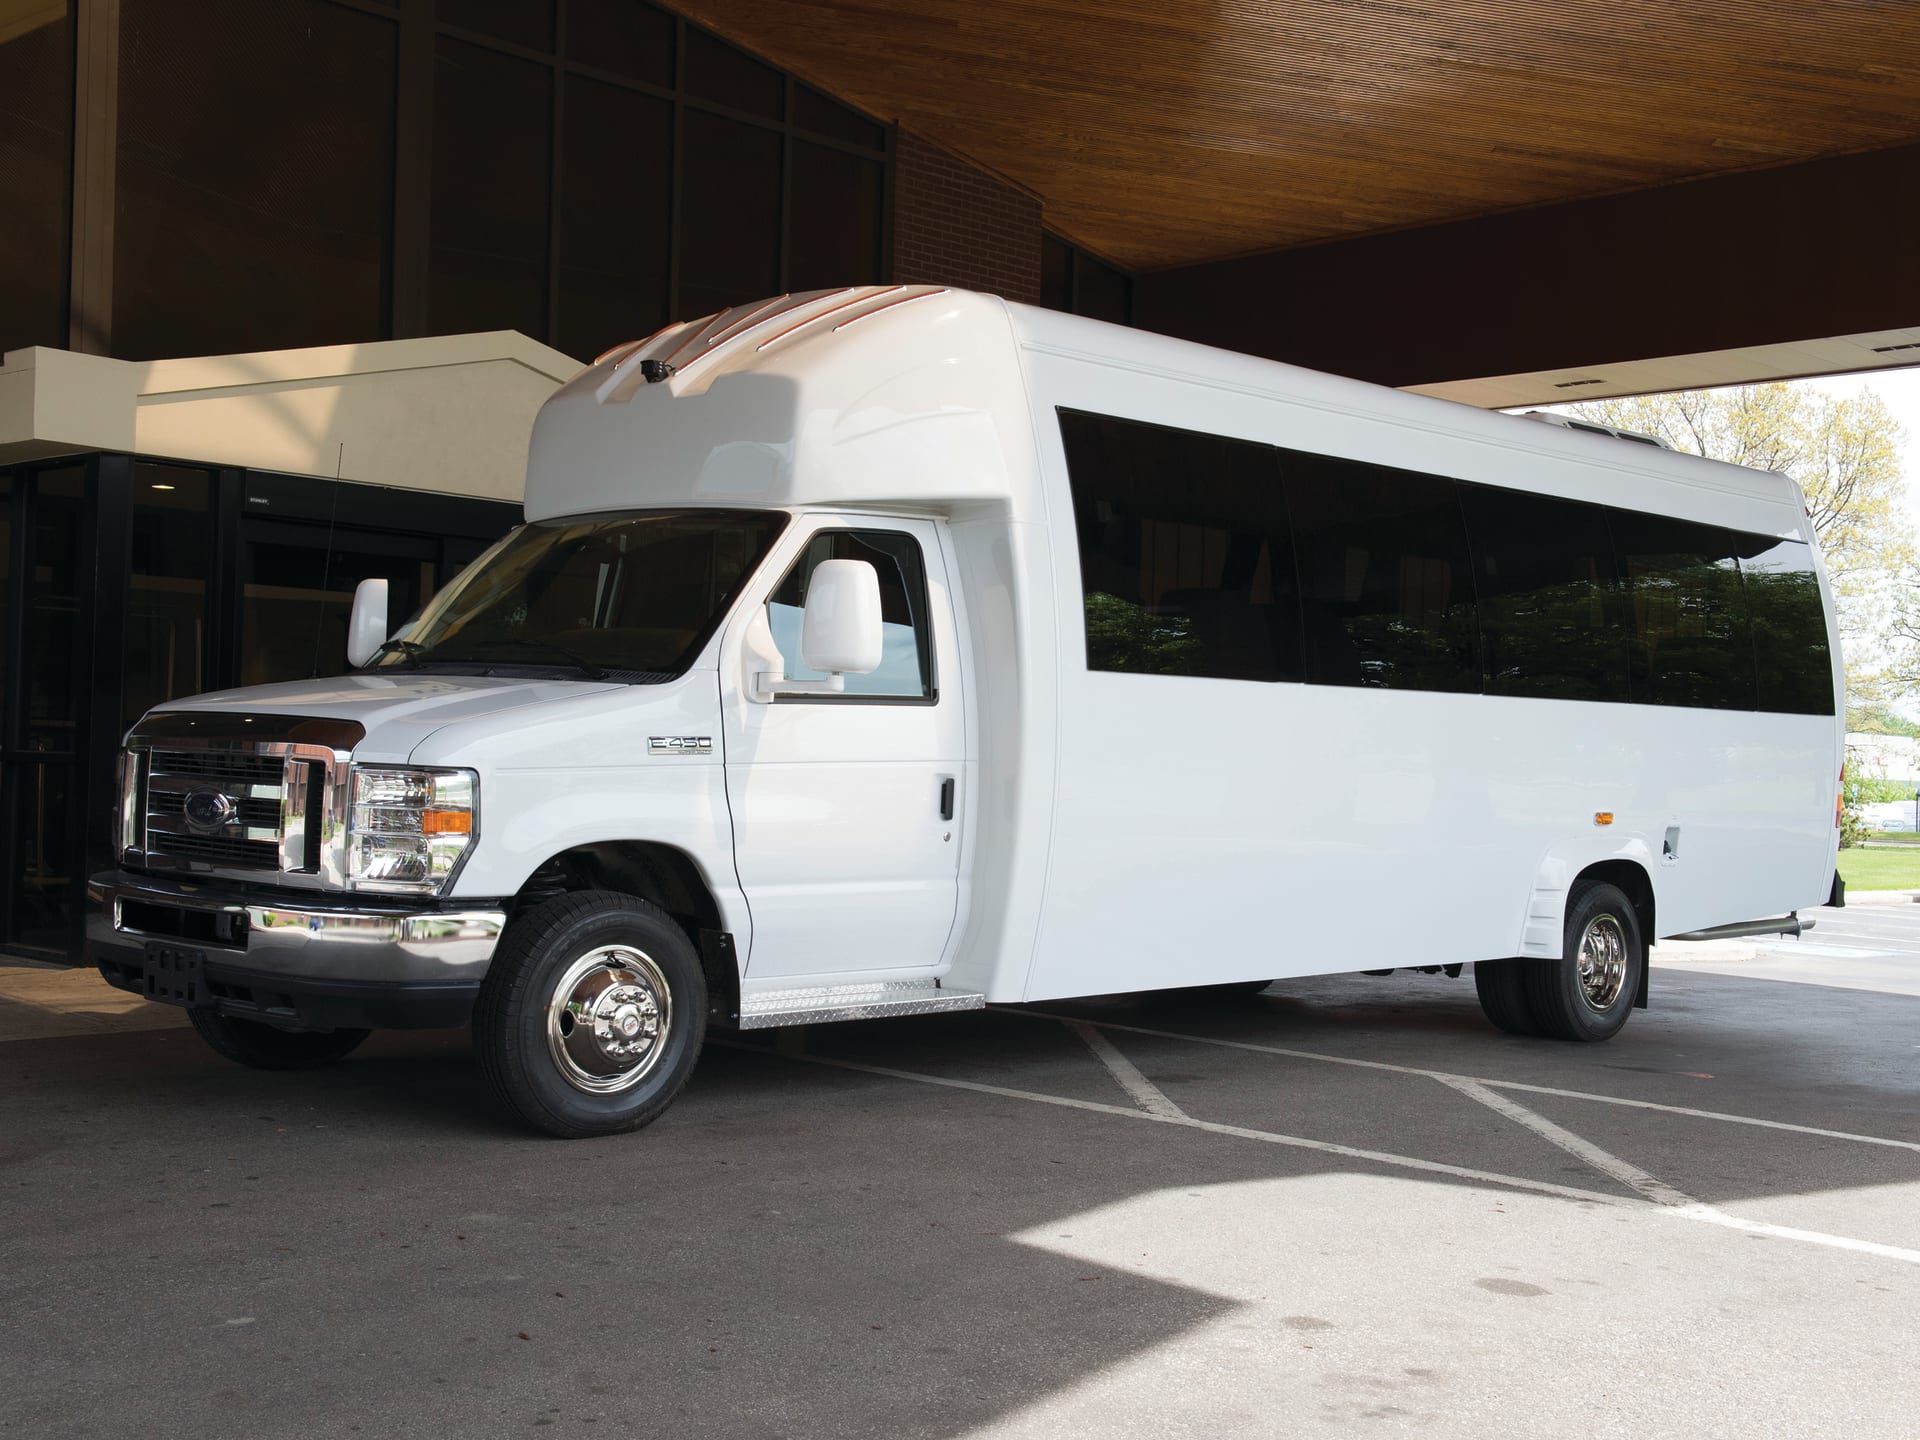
left=140, top=673, right=629, bottom=765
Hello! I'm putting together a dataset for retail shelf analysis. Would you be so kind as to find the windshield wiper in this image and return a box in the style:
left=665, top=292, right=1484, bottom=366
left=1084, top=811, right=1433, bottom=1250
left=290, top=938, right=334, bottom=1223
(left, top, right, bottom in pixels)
left=371, top=638, right=427, bottom=661
left=425, top=637, right=611, bottom=681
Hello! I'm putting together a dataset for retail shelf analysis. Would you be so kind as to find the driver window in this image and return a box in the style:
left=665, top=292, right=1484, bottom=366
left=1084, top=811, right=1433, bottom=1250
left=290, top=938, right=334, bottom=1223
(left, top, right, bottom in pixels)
left=766, top=530, right=935, bottom=699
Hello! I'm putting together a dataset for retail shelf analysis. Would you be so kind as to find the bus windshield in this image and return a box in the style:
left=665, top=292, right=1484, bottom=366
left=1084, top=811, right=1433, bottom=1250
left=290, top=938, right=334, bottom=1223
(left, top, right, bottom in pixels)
left=371, top=508, right=788, bottom=680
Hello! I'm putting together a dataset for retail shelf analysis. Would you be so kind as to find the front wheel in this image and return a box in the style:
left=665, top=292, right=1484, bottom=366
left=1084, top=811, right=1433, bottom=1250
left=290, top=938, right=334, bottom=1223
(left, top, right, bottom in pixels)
left=473, top=891, right=707, bottom=1138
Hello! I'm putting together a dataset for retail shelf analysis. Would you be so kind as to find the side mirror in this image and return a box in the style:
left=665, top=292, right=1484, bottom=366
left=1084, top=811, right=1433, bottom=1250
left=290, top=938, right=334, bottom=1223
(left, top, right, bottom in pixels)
left=346, top=578, right=390, bottom=668
left=801, top=559, right=883, bottom=676
left=750, top=559, right=882, bottom=700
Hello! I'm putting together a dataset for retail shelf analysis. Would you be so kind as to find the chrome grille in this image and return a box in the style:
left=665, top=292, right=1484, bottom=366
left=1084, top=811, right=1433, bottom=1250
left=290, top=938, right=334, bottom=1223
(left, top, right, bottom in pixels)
left=123, top=715, right=362, bottom=890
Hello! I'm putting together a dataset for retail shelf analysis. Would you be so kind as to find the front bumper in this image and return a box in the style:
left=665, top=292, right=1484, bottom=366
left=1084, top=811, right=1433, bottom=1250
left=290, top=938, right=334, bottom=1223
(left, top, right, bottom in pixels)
left=87, top=869, right=507, bottom=1031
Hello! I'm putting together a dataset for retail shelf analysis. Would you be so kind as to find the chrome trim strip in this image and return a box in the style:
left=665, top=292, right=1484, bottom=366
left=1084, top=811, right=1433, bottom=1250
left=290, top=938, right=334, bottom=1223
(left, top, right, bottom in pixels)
left=93, top=874, right=505, bottom=984
left=736, top=980, right=984, bottom=1030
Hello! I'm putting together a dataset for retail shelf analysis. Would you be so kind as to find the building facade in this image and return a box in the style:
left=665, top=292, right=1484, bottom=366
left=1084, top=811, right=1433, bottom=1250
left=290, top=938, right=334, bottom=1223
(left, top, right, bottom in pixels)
left=0, top=0, right=1131, bottom=961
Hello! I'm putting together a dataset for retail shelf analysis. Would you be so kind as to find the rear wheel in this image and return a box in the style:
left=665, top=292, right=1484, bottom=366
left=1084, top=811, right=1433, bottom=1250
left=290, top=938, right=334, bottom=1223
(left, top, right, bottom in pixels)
left=1525, top=881, right=1643, bottom=1042
left=188, top=1011, right=370, bottom=1070
left=1472, top=960, right=1538, bottom=1036
left=474, top=891, right=707, bottom=1139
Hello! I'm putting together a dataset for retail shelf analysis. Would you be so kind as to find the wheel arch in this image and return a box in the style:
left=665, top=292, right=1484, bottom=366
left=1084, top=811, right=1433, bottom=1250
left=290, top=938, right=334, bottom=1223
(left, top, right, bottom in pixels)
left=510, top=840, right=740, bottom=1024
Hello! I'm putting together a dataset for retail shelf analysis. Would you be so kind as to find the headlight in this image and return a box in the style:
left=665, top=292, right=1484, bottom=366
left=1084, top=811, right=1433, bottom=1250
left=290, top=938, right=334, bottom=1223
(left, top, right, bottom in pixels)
left=347, top=767, right=478, bottom=894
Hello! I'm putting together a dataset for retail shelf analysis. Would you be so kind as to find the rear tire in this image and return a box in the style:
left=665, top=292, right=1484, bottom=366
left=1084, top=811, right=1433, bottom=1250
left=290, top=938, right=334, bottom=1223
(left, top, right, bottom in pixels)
left=474, top=891, right=707, bottom=1139
left=1472, top=960, right=1538, bottom=1036
left=188, top=1011, right=370, bottom=1070
left=1525, top=881, right=1643, bottom=1042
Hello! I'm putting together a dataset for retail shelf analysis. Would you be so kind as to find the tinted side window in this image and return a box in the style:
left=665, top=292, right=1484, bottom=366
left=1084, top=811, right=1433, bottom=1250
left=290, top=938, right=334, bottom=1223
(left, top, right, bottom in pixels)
left=1742, top=540, right=1834, bottom=716
left=1283, top=452, right=1477, bottom=692
left=767, top=531, right=934, bottom=699
left=1609, top=514, right=1755, bottom=710
left=1458, top=484, right=1629, bottom=702
left=1060, top=410, right=1302, bottom=683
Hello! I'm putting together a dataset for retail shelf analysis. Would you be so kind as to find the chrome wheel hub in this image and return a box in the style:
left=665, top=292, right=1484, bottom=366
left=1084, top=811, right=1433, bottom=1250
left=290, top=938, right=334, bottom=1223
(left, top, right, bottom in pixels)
left=546, top=945, right=672, bottom=1094
left=1576, top=913, right=1628, bottom=1013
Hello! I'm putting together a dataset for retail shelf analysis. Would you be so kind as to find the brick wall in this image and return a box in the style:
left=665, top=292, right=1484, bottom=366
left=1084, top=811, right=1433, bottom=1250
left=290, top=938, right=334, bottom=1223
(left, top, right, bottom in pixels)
left=891, top=130, right=1042, bottom=304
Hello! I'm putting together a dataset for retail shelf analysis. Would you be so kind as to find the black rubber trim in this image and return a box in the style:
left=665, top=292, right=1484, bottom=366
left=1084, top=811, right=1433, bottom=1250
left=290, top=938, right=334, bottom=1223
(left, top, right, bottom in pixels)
left=91, top=937, right=479, bottom=1031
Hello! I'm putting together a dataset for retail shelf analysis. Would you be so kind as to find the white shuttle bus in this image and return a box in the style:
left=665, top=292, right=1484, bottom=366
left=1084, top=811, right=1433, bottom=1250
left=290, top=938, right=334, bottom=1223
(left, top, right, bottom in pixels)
left=89, top=286, right=1844, bottom=1138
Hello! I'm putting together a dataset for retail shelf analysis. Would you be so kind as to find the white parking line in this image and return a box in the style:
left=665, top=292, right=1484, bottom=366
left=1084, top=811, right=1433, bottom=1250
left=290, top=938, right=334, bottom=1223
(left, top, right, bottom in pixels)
left=1065, top=1019, right=1188, bottom=1119
left=1437, top=1075, right=1920, bottom=1266
left=743, top=1042, right=1920, bottom=1268
left=748, top=1044, right=1632, bottom=1207
left=1008, top=1009, right=1920, bottom=1155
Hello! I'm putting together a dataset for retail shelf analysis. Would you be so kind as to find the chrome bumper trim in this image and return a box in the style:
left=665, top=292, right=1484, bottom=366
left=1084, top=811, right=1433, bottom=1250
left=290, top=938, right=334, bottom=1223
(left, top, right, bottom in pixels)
left=87, top=872, right=505, bottom=984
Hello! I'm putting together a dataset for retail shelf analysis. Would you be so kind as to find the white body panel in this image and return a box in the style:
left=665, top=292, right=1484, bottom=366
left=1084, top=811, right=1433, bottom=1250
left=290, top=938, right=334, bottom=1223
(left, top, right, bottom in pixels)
left=153, top=287, right=1844, bottom=1014
left=718, top=514, right=967, bottom=980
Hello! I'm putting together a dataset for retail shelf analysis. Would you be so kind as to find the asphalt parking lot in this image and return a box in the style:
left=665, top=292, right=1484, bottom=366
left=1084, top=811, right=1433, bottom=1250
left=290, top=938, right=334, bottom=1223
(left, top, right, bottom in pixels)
left=4, top=904, right=1918, bottom=1440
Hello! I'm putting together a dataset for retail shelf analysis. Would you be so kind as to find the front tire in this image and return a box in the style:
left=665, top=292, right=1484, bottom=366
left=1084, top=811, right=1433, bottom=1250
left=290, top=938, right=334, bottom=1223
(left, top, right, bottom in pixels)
left=188, top=1011, right=370, bottom=1070
left=473, top=891, right=707, bottom=1139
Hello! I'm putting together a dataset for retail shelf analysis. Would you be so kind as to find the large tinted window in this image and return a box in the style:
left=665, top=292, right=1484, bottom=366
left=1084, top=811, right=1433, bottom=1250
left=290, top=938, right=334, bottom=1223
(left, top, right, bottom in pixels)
left=1740, top=539, right=1833, bottom=716
left=1056, top=408, right=1831, bottom=716
left=1061, top=411, right=1301, bottom=683
left=1610, top=514, right=1757, bottom=710
left=1459, top=483, right=1629, bottom=703
left=1283, top=451, right=1477, bottom=692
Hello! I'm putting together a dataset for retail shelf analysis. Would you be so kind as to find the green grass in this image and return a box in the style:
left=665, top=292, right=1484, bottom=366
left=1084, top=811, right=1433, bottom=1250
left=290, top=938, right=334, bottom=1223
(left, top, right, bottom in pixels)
left=1865, top=830, right=1920, bottom=845
left=1837, top=847, right=1920, bottom=891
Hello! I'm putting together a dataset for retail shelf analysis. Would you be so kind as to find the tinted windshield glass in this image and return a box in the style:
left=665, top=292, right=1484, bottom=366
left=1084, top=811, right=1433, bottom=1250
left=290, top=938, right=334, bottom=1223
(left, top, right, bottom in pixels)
left=374, top=509, right=787, bottom=679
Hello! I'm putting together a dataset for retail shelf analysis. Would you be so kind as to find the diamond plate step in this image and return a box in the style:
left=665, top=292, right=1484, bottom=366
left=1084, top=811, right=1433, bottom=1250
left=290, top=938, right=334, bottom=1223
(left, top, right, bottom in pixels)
left=737, top=979, right=985, bottom=1029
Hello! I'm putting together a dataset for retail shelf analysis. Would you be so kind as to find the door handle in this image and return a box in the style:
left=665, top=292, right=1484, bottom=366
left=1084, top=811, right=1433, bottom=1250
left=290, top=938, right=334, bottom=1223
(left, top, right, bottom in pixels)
left=938, top=776, right=955, bottom=822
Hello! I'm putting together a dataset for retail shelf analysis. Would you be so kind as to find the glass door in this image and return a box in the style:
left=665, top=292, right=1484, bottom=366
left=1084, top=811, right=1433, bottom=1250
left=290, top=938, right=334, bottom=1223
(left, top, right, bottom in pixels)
left=238, top=519, right=439, bottom=686
left=1, top=465, right=90, bottom=957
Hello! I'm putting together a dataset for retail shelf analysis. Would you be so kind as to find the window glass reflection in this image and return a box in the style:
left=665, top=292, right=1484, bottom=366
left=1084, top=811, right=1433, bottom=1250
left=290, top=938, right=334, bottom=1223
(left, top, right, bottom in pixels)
left=125, top=465, right=212, bottom=728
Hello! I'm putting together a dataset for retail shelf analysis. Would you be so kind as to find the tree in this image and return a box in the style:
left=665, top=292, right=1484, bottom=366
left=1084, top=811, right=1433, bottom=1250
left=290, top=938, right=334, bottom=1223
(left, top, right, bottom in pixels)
left=1562, top=383, right=1910, bottom=710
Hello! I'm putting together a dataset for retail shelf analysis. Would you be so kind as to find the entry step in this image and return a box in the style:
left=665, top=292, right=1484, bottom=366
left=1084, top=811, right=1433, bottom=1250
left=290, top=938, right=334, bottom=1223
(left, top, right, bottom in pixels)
left=737, top=979, right=986, bottom=1030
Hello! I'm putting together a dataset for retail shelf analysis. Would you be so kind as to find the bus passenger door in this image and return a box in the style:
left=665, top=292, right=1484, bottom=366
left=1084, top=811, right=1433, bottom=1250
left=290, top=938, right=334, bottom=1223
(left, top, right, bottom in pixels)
left=720, top=517, right=965, bottom=980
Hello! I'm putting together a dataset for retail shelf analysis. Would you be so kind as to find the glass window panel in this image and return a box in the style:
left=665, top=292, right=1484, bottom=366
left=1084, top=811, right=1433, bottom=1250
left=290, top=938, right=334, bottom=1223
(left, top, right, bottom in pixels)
left=10, top=760, right=75, bottom=953
left=1609, top=513, right=1757, bottom=710
left=438, top=0, right=554, bottom=51
left=1041, top=235, right=1071, bottom=312
left=793, top=85, right=884, bottom=150
left=557, top=76, right=672, bottom=361
left=788, top=142, right=881, bottom=293
left=241, top=526, right=435, bottom=687
left=125, top=465, right=212, bottom=728
left=684, top=27, right=781, bottom=119
left=0, top=10, right=72, bottom=351
left=1075, top=253, right=1130, bottom=325
left=430, top=37, right=553, bottom=340
left=0, top=472, right=12, bottom=696
left=114, top=0, right=395, bottom=359
left=678, top=111, right=780, bottom=318
left=1060, top=410, right=1301, bottom=683
left=23, top=467, right=86, bottom=753
left=1283, top=451, right=1477, bottom=692
left=1741, top=539, right=1834, bottom=716
left=564, top=0, right=672, bottom=86
left=1458, top=482, right=1629, bottom=703
left=767, top=531, right=933, bottom=698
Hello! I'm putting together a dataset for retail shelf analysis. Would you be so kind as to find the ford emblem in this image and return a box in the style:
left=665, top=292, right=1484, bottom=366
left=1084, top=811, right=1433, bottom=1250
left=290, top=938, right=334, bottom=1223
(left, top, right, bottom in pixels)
left=182, top=789, right=238, bottom=832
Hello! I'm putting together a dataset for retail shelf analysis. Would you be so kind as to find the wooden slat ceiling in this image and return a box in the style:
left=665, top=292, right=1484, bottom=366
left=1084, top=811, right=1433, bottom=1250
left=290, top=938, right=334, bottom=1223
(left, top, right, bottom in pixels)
left=669, top=0, right=1920, bottom=271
